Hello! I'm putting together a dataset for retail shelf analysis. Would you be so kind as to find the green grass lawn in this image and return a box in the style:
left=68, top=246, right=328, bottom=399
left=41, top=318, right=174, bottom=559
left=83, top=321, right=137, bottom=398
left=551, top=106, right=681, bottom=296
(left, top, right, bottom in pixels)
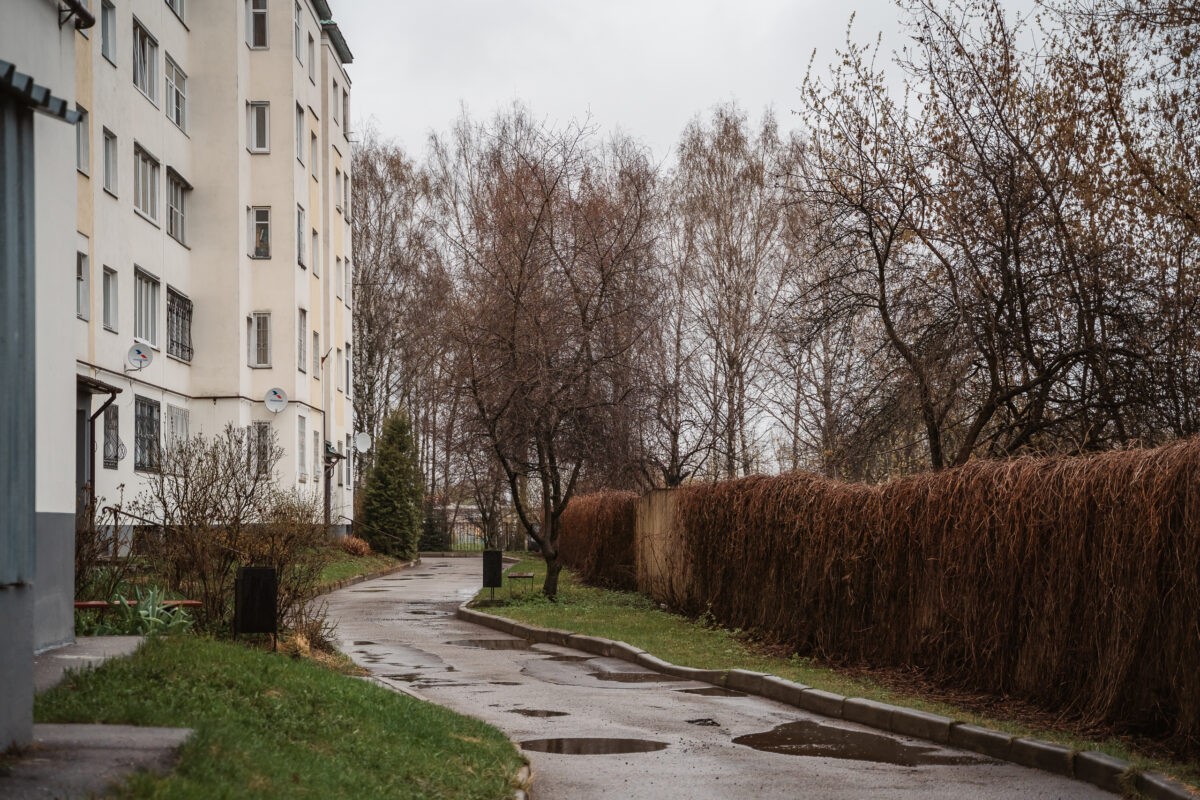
left=480, top=556, right=1199, bottom=789
left=35, top=637, right=525, bottom=799
left=317, top=551, right=405, bottom=590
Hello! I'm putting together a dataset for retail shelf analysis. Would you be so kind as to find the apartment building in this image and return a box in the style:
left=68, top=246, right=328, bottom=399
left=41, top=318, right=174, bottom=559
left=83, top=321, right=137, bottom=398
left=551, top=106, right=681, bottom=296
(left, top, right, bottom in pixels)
left=1, top=0, right=356, bottom=748
left=73, top=0, right=357, bottom=534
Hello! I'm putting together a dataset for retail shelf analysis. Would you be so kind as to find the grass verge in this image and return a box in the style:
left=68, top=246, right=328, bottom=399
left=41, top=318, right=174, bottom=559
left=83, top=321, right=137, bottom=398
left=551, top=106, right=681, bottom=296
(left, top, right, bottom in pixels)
left=317, top=551, right=405, bottom=590
left=35, top=636, right=524, bottom=799
left=477, top=556, right=1199, bottom=789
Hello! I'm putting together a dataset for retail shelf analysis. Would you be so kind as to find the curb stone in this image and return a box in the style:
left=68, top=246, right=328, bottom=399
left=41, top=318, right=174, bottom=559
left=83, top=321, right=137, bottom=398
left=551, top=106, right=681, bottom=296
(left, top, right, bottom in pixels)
left=456, top=602, right=1200, bottom=799
left=320, top=559, right=417, bottom=594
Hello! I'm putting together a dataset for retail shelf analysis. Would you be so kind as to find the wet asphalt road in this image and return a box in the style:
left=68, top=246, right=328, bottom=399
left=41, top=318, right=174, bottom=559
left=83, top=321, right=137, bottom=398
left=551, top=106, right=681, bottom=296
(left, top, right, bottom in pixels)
left=326, top=558, right=1111, bottom=800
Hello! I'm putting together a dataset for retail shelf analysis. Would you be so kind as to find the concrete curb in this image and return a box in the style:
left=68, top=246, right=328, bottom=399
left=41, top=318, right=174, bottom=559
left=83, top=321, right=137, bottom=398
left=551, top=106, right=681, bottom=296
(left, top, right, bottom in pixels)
left=456, top=603, right=1198, bottom=800
left=319, top=559, right=418, bottom=595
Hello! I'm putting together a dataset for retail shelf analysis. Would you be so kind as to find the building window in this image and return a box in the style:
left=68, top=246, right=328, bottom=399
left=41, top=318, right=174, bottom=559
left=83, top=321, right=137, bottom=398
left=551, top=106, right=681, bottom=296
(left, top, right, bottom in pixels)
left=307, top=34, right=315, bottom=82
left=101, top=1, right=117, bottom=63
left=344, top=344, right=351, bottom=396
left=332, top=80, right=339, bottom=123
left=102, top=267, right=117, bottom=331
left=166, top=0, right=185, bottom=23
left=335, top=167, right=342, bottom=210
left=132, top=20, right=159, bottom=104
left=296, top=206, right=305, bottom=266
left=297, top=308, right=307, bottom=372
left=134, top=396, right=161, bottom=472
left=102, top=129, right=117, bottom=195
left=248, top=101, right=270, bottom=153
left=165, top=56, right=187, bottom=131
left=310, top=132, right=317, bottom=179
left=337, top=441, right=344, bottom=486
left=336, top=347, right=343, bottom=392
left=135, top=269, right=160, bottom=346
left=251, top=421, right=271, bottom=476
left=344, top=259, right=352, bottom=306
left=336, top=257, right=343, bottom=298
left=293, top=1, right=302, bottom=62
left=134, top=145, right=159, bottom=222
left=249, top=207, right=270, bottom=258
left=246, top=0, right=268, bottom=48
left=298, top=415, right=307, bottom=480
left=166, top=404, right=189, bottom=446
left=76, top=105, right=89, bottom=174
left=295, top=104, right=304, bottom=163
left=76, top=251, right=89, bottom=320
left=311, top=230, right=319, bottom=275
left=248, top=311, right=270, bottom=367
left=167, top=171, right=189, bottom=244
left=313, top=430, right=321, bottom=481
left=345, top=434, right=352, bottom=487
left=312, top=331, right=320, bottom=375
left=103, top=405, right=120, bottom=469
left=343, top=172, right=350, bottom=217
left=342, top=89, right=349, bottom=133
left=167, top=288, right=193, bottom=361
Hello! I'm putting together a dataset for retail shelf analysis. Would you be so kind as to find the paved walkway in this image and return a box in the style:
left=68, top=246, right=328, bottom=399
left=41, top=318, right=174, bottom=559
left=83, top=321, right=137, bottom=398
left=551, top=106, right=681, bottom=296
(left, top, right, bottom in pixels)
left=327, top=558, right=1112, bottom=800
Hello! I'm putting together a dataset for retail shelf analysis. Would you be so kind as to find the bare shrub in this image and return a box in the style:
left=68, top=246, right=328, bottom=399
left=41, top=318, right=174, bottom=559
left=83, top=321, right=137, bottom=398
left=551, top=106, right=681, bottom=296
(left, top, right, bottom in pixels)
left=339, top=535, right=372, bottom=557
left=558, top=491, right=639, bottom=591
left=133, top=424, right=334, bottom=640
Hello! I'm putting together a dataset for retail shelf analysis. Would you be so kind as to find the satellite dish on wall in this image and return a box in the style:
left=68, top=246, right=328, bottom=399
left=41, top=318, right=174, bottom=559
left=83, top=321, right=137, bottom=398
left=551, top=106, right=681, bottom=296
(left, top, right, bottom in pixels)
left=264, top=388, right=288, bottom=413
left=126, top=344, right=153, bottom=370
left=354, top=431, right=372, bottom=453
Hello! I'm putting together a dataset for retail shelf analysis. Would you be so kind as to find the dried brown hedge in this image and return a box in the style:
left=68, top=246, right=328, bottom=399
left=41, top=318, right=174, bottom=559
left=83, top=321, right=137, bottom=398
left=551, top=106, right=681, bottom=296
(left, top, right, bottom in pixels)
left=558, top=491, right=639, bottom=591
left=674, top=440, right=1200, bottom=755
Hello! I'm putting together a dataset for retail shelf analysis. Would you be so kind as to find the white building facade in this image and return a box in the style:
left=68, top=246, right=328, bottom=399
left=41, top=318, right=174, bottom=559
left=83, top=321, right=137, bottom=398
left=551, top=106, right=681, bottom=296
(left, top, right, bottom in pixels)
left=73, top=0, right=357, bottom=533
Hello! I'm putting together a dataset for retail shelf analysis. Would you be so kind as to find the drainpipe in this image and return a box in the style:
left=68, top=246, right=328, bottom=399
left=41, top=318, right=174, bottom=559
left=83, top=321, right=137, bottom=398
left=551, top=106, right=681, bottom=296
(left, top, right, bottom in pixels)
left=59, top=1, right=96, bottom=30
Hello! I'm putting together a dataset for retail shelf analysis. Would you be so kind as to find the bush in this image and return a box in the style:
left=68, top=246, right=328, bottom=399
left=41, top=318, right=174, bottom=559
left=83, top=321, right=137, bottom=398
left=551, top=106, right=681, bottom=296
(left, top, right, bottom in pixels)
left=132, top=424, right=334, bottom=642
left=558, top=491, right=638, bottom=590
left=339, top=535, right=372, bottom=557
left=358, top=412, right=423, bottom=559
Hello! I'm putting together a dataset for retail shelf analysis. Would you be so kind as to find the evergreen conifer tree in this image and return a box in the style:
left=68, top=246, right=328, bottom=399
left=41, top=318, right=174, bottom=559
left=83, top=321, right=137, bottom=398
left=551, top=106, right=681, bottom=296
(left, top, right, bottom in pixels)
left=359, top=412, right=423, bottom=558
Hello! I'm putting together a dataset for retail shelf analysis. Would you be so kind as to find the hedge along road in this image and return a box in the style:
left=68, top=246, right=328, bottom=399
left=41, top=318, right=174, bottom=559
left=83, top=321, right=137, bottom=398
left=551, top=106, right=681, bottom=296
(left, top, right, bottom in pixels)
left=325, top=558, right=1111, bottom=800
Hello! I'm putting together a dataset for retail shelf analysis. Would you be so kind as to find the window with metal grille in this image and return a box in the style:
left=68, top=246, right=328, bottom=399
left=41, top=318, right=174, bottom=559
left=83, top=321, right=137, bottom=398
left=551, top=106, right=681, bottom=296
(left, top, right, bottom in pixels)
left=167, top=288, right=192, bottom=361
left=134, top=396, right=161, bottom=472
left=103, top=405, right=122, bottom=469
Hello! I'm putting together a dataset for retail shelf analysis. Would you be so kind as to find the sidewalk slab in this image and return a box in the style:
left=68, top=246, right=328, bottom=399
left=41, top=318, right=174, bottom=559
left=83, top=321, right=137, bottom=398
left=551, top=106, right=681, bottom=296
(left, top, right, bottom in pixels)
left=34, top=637, right=143, bottom=693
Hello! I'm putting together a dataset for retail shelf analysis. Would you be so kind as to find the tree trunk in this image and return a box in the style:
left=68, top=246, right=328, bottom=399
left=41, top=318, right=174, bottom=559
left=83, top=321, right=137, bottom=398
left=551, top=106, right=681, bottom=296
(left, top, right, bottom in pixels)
left=542, top=554, right=562, bottom=600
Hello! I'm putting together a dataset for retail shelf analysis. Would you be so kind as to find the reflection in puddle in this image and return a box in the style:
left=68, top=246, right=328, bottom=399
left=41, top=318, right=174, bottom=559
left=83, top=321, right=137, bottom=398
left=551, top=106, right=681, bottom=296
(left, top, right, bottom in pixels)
left=541, top=654, right=591, bottom=662
left=446, top=638, right=532, bottom=650
left=521, top=737, right=668, bottom=755
left=490, top=681, right=521, bottom=686
left=593, top=670, right=684, bottom=683
left=733, top=721, right=989, bottom=766
left=678, top=687, right=746, bottom=697
left=509, top=709, right=569, bottom=717
left=353, top=641, right=377, bottom=646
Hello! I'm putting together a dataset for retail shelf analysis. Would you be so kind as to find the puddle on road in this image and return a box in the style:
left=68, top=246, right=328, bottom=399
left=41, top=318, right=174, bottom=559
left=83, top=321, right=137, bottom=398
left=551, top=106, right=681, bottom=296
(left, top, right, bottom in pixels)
left=446, top=638, right=532, bottom=650
left=509, top=709, right=569, bottom=717
left=350, top=588, right=389, bottom=592
left=490, top=681, right=521, bottom=686
left=540, top=654, right=591, bottom=662
left=678, top=687, right=746, bottom=697
left=405, top=610, right=441, bottom=616
left=593, top=670, right=684, bottom=683
left=733, top=721, right=988, bottom=766
left=687, top=718, right=721, bottom=726
left=521, top=738, right=668, bottom=755
left=353, top=640, right=377, bottom=646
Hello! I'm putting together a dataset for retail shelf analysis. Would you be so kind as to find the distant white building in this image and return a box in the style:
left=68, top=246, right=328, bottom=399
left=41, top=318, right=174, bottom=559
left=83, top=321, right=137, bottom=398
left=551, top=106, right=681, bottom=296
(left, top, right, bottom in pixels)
left=72, top=0, right=357, bottom=533
left=0, top=0, right=358, bottom=750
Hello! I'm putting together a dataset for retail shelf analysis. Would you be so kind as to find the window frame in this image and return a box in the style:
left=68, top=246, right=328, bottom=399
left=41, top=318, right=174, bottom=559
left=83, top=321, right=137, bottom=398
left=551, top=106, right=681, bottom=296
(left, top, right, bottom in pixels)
left=165, top=0, right=186, bottom=24
left=101, top=1, right=117, bottom=64
left=76, top=105, right=89, bottom=174
left=295, top=103, right=304, bottom=164
left=164, top=55, right=187, bottom=132
left=134, top=395, right=162, bottom=473
left=312, top=330, right=320, bottom=375
left=247, top=101, right=270, bottom=153
left=76, top=250, right=90, bottom=321
left=298, top=415, right=308, bottom=481
left=166, top=287, right=193, bottom=362
left=248, top=311, right=271, bottom=368
left=249, top=206, right=271, bottom=259
left=102, top=267, right=118, bottom=332
left=307, top=34, right=315, bottom=82
left=296, top=205, right=306, bottom=267
left=246, top=0, right=268, bottom=48
left=132, top=19, right=159, bottom=105
left=310, top=132, right=318, bottom=179
left=134, top=268, right=160, bottom=347
left=103, top=404, right=120, bottom=469
left=166, top=169, right=189, bottom=245
left=311, top=229, right=319, bottom=276
left=294, top=1, right=302, bottom=62
left=297, top=307, right=307, bottom=373
left=102, top=128, right=118, bottom=195
left=133, top=144, right=160, bottom=223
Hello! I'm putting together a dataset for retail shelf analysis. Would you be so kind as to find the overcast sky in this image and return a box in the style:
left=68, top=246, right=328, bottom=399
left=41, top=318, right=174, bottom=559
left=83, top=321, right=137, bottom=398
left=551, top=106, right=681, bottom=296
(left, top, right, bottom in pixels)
left=331, top=0, right=907, bottom=163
